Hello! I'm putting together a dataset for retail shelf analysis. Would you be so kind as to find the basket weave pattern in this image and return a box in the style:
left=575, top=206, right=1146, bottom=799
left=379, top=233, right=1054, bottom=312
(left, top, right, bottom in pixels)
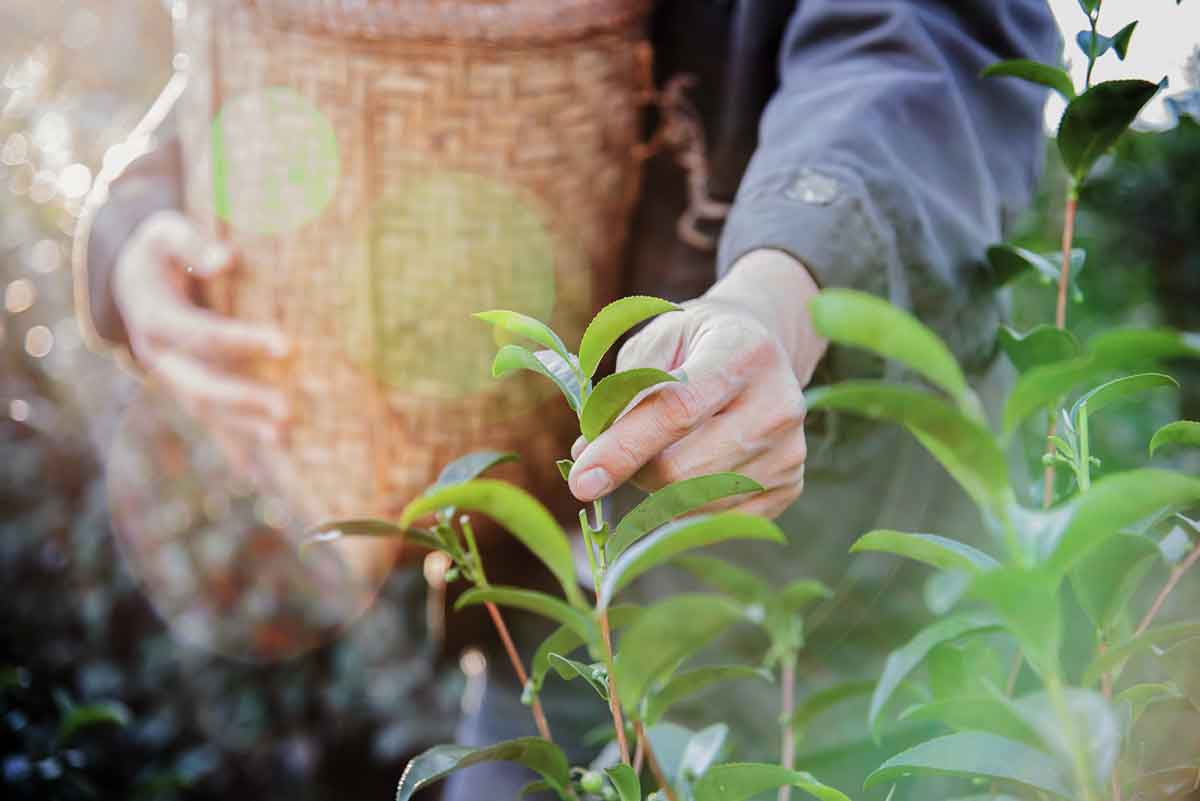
left=176, top=0, right=652, bottom=532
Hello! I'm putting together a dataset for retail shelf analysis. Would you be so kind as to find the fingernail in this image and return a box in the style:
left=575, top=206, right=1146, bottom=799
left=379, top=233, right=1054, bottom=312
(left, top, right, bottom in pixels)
left=571, top=436, right=587, bottom=460
left=200, top=243, right=232, bottom=275
left=573, top=467, right=611, bottom=500
left=269, top=334, right=291, bottom=358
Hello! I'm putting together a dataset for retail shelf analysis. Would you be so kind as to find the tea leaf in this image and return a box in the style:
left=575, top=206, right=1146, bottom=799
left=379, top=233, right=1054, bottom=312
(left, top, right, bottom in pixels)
left=577, top=296, right=681, bottom=379
left=580, top=368, right=679, bottom=441
left=454, top=587, right=593, bottom=641
left=1076, top=29, right=1114, bottom=60
left=1014, top=689, right=1120, bottom=788
left=850, top=530, right=999, bottom=574
left=1116, top=683, right=1184, bottom=726
left=642, top=665, right=772, bottom=725
left=547, top=654, right=609, bottom=701
left=300, top=519, right=444, bottom=556
left=776, top=579, right=834, bottom=614
left=863, top=732, right=1074, bottom=799
left=474, top=310, right=572, bottom=366
left=1111, top=21, right=1137, bottom=59
left=531, top=606, right=640, bottom=692
left=1069, top=372, right=1178, bottom=423
left=1083, top=620, right=1200, bottom=687
left=615, top=594, right=744, bottom=715
left=809, top=290, right=974, bottom=412
left=694, top=764, right=852, bottom=801
left=1158, top=637, right=1200, bottom=710
left=997, top=325, right=1082, bottom=372
left=679, top=723, right=730, bottom=784
left=1070, top=531, right=1160, bottom=632
left=924, top=570, right=972, bottom=615
left=1150, top=421, right=1200, bottom=456
left=982, top=59, right=1076, bottom=100
left=429, top=450, right=520, bottom=494
left=673, top=554, right=770, bottom=604
left=986, top=244, right=1063, bottom=286
left=518, top=781, right=551, bottom=798
left=58, top=701, right=131, bottom=744
left=555, top=459, right=573, bottom=481
left=598, top=513, right=785, bottom=609
left=869, top=612, right=1002, bottom=736
left=899, top=697, right=1042, bottom=749
left=643, top=722, right=696, bottom=785
left=395, top=738, right=570, bottom=801
left=789, top=680, right=877, bottom=733
left=604, top=765, right=641, bottom=801
left=969, top=566, right=1060, bottom=674
left=1043, top=469, right=1200, bottom=575
left=1058, top=79, right=1163, bottom=180
left=492, top=345, right=583, bottom=414
left=607, top=473, right=764, bottom=560
left=807, top=382, right=1009, bottom=510
left=401, top=480, right=585, bottom=607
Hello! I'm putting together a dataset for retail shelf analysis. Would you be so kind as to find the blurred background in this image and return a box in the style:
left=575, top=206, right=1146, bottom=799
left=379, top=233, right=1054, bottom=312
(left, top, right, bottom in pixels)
left=0, top=1, right=1197, bottom=800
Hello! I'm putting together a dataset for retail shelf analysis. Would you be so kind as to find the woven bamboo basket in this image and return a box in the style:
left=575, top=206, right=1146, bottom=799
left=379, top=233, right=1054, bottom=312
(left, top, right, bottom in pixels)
left=173, top=0, right=654, bottom=545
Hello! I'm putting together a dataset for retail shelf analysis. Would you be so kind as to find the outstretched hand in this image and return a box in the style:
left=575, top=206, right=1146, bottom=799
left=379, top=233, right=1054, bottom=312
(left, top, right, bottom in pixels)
left=568, top=249, right=827, bottom=519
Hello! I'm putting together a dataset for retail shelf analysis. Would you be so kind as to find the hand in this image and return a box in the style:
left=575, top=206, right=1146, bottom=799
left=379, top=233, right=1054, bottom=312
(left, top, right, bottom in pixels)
left=114, top=211, right=291, bottom=445
left=568, top=250, right=827, bottom=519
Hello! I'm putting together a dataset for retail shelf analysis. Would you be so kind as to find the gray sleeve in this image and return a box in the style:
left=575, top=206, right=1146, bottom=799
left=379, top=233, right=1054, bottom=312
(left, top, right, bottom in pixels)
left=717, top=0, right=1061, bottom=368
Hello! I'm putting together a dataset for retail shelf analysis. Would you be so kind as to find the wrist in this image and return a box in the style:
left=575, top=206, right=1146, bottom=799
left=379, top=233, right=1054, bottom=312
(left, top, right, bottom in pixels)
left=705, top=249, right=827, bottom=385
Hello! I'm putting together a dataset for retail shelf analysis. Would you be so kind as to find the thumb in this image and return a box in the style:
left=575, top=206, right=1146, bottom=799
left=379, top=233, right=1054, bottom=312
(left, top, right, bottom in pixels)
left=614, top=315, right=686, bottom=374
left=193, top=241, right=236, bottom=278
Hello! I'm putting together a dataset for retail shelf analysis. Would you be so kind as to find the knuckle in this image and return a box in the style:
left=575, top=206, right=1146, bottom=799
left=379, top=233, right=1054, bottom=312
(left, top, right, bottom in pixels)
left=611, top=436, right=645, bottom=477
left=657, top=383, right=703, bottom=435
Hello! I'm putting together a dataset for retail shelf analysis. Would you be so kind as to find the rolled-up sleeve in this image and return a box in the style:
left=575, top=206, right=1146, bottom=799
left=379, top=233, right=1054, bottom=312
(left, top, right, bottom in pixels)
left=717, top=0, right=1061, bottom=369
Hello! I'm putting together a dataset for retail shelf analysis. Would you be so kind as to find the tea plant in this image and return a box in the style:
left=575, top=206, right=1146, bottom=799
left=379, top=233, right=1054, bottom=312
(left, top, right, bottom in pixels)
left=309, top=297, right=847, bottom=801
left=797, top=3, right=1200, bottom=800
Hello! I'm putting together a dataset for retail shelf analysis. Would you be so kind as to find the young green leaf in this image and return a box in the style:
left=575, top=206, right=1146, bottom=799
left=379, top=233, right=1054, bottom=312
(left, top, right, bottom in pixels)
left=1014, top=689, right=1120, bottom=789
left=598, top=513, right=785, bottom=609
left=1158, top=637, right=1200, bottom=710
left=429, top=450, right=520, bottom=494
left=531, top=606, right=639, bottom=692
left=57, top=701, right=131, bottom=744
left=1076, top=29, right=1114, bottom=60
left=982, top=59, right=1076, bottom=100
left=869, top=612, right=1002, bottom=736
left=898, top=697, right=1042, bottom=749
left=776, top=579, right=834, bottom=615
left=1043, top=469, right=1200, bottom=575
left=1082, top=620, right=1200, bottom=686
left=1058, top=79, right=1164, bottom=180
left=555, top=459, right=573, bottom=482
left=607, top=473, right=765, bottom=560
left=474, top=310, right=572, bottom=367
left=1069, top=372, right=1178, bottom=423
left=969, top=566, right=1061, bottom=675
left=615, top=594, right=744, bottom=715
left=579, top=367, right=679, bottom=441
left=300, top=519, right=444, bottom=556
left=1111, top=20, right=1137, bottom=59
left=679, top=723, right=731, bottom=784
left=642, top=665, right=772, bottom=725
left=924, top=569, right=972, bottom=615
left=642, top=722, right=696, bottom=785
left=986, top=244, right=1062, bottom=286
left=395, top=738, right=570, bottom=801
left=1069, top=532, right=1160, bottom=632
left=809, top=290, right=974, bottom=412
left=492, top=345, right=583, bottom=414
left=806, top=382, right=1010, bottom=510
left=1116, top=683, right=1184, bottom=726
left=577, top=295, right=681, bottom=379
left=1149, top=420, right=1200, bottom=456
left=547, top=654, right=609, bottom=701
left=789, top=680, right=877, bottom=734
left=454, top=587, right=593, bottom=641
left=997, top=325, right=1082, bottom=372
left=693, top=764, right=852, bottom=801
left=863, top=732, right=1074, bottom=800
left=673, top=554, right=770, bottom=604
left=400, top=479, right=585, bottom=607
left=603, top=765, right=641, bottom=801
left=850, top=530, right=999, bottom=574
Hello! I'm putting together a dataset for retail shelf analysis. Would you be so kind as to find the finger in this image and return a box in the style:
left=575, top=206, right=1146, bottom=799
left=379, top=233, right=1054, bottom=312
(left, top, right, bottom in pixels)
left=138, top=210, right=235, bottom=279
left=141, top=301, right=290, bottom=363
left=151, top=351, right=289, bottom=422
left=569, top=342, right=752, bottom=501
left=724, top=481, right=804, bottom=520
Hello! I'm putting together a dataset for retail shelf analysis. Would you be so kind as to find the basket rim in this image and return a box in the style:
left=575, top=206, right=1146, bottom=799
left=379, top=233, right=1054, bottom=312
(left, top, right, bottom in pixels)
left=237, top=0, right=653, bottom=42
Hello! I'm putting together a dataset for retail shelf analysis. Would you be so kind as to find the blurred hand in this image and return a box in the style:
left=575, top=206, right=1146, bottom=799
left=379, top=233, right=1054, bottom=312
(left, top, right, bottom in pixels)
left=568, top=250, right=827, bottom=519
left=114, top=211, right=291, bottom=446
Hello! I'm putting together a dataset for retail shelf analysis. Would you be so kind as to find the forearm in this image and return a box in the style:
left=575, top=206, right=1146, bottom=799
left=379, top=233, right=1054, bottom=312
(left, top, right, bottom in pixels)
left=705, top=249, right=827, bottom=386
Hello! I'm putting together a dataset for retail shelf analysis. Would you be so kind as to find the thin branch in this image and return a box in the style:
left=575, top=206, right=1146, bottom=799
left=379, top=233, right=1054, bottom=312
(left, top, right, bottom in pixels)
left=485, top=601, right=554, bottom=743
left=1043, top=189, right=1080, bottom=508
left=778, top=658, right=797, bottom=801
left=1136, top=540, right=1200, bottom=636
left=598, top=608, right=631, bottom=764
left=636, top=721, right=681, bottom=801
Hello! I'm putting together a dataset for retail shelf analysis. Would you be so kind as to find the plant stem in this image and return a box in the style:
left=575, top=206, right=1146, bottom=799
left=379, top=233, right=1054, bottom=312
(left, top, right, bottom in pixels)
left=637, top=721, right=681, bottom=801
left=484, top=601, right=554, bottom=742
left=778, top=656, right=797, bottom=801
left=1076, top=403, right=1091, bottom=493
left=1045, top=669, right=1098, bottom=801
left=1084, top=3, right=1101, bottom=90
left=1043, top=187, right=1080, bottom=508
left=1135, top=539, right=1200, bottom=636
left=583, top=515, right=632, bottom=766
left=633, top=729, right=646, bottom=774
